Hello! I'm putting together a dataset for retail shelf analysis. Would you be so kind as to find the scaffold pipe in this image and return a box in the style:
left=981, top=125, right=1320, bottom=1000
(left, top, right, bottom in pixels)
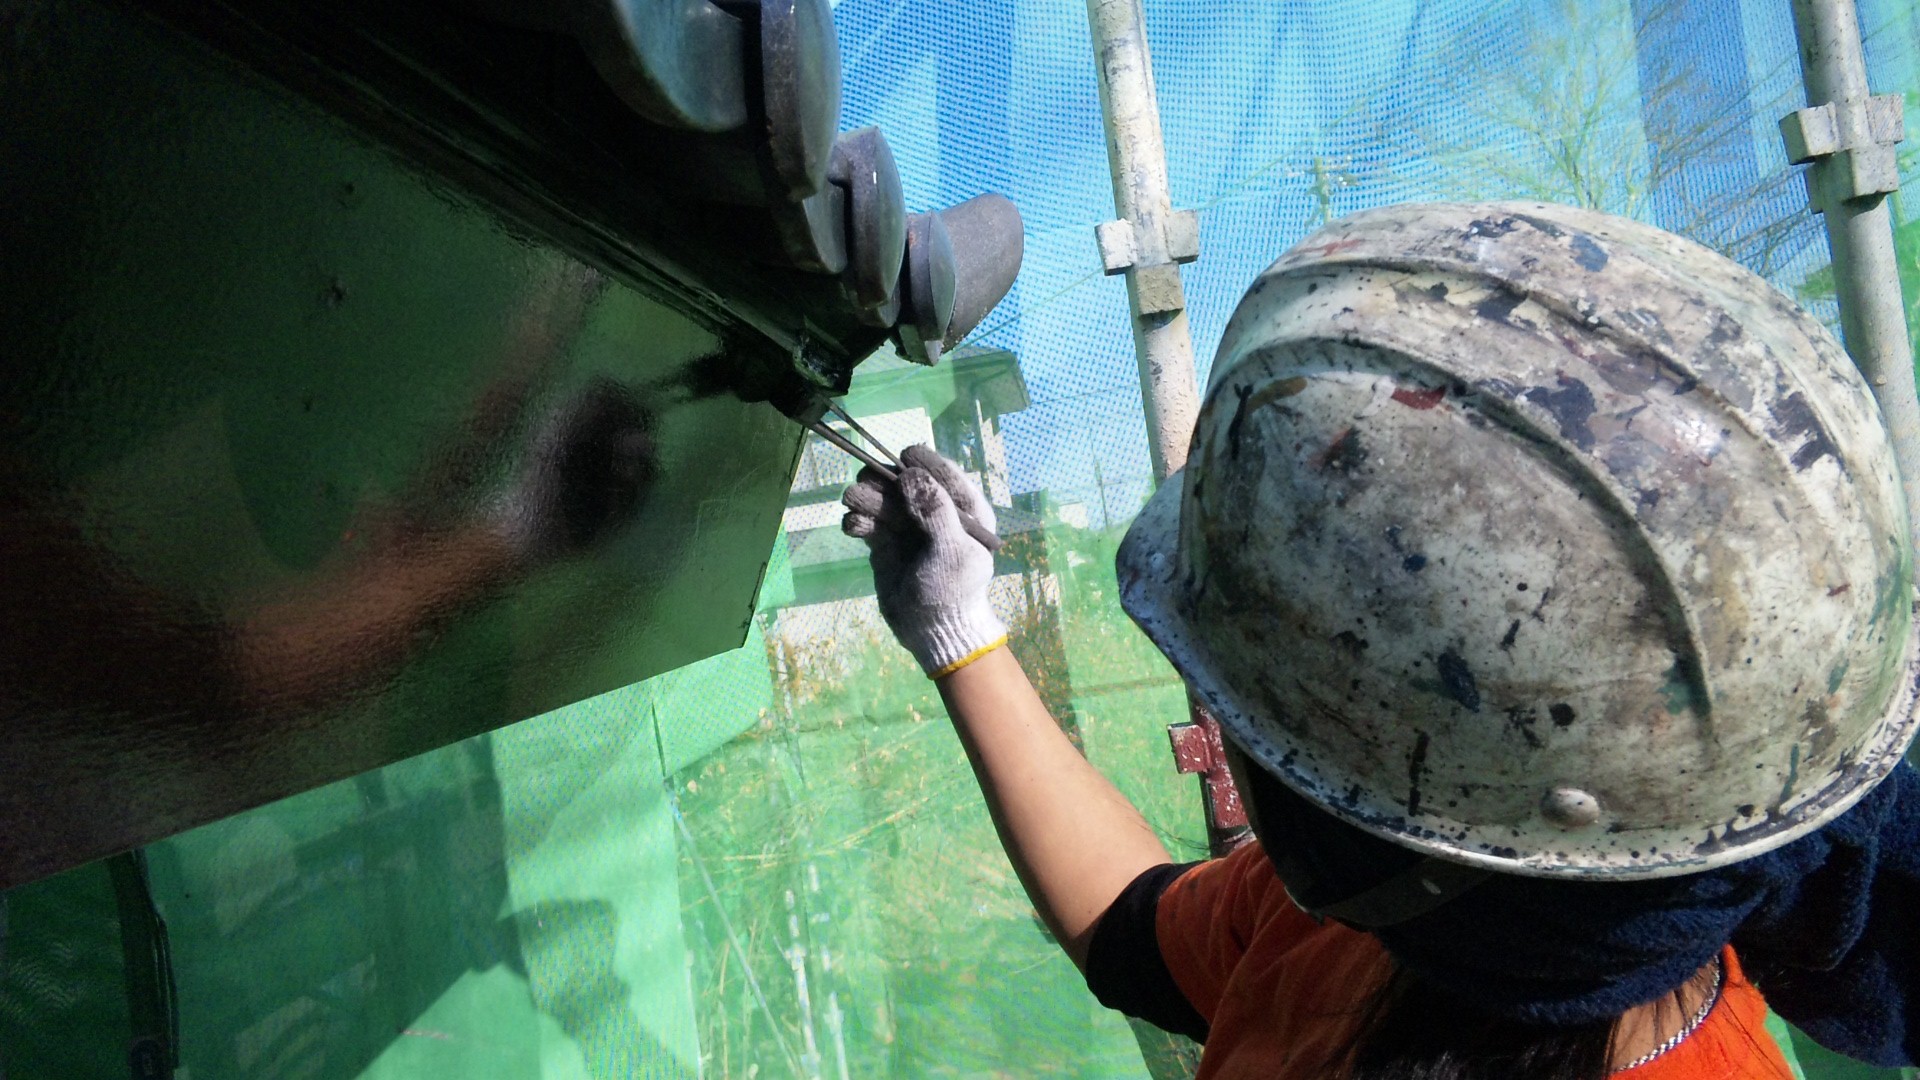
left=1086, top=0, right=1250, bottom=860
left=1086, top=0, right=1201, bottom=480
left=1788, top=0, right=1920, bottom=556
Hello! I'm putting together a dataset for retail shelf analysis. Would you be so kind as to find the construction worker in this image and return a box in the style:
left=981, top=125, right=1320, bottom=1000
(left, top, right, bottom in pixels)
left=842, top=201, right=1920, bottom=1079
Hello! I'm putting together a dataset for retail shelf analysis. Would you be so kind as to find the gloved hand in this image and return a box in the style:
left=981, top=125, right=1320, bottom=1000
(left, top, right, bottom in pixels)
left=842, top=445, right=1007, bottom=677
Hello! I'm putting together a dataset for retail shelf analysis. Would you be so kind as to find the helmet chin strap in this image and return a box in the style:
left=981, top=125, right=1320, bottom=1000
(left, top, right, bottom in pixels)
left=1225, top=741, right=1490, bottom=928
left=1288, top=853, right=1490, bottom=929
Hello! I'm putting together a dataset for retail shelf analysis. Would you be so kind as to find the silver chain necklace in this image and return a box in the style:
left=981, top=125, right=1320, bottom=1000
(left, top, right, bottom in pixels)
left=1615, top=957, right=1724, bottom=1073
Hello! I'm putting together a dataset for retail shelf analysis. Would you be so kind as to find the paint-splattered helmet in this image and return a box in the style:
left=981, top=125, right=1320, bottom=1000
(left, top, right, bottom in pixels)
left=1118, top=201, right=1918, bottom=878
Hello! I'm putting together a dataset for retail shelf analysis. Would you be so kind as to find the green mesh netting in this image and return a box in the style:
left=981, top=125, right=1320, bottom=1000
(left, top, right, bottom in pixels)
left=9, top=1, right=1920, bottom=1077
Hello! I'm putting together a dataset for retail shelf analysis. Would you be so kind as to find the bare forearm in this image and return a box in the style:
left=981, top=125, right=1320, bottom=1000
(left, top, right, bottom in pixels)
left=937, top=646, right=1172, bottom=970
left=839, top=447, right=1169, bottom=968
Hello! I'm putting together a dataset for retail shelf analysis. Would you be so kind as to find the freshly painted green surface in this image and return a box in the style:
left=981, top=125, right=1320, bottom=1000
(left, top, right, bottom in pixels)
left=0, top=0, right=800, bottom=888
left=1, top=0, right=792, bottom=1067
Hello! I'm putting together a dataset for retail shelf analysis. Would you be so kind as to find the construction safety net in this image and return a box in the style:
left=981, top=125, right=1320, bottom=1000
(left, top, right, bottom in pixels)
left=8, top=0, right=1920, bottom=1077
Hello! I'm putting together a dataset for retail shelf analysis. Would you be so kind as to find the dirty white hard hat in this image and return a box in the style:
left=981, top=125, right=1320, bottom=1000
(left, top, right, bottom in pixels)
left=1119, top=201, right=1919, bottom=879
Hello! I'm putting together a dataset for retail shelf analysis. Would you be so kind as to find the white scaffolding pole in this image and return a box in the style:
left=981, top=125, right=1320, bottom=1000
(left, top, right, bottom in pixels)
left=1785, top=0, right=1920, bottom=553
left=1085, top=0, right=1202, bottom=481
left=1086, top=0, right=1249, bottom=862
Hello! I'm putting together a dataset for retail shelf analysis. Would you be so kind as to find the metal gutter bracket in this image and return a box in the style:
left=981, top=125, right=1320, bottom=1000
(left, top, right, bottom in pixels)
left=889, top=195, right=1026, bottom=365
left=465, top=1, right=1025, bottom=390
left=938, top=193, right=1025, bottom=347
left=895, top=211, right=957, bottom=365
left=829, top=127, right=907, bottom=323
left=468, top=0, right=751, bottom=133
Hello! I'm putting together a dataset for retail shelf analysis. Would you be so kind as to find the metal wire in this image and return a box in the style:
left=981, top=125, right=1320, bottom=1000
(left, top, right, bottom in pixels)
left=805, top=421, right=898, bottom=479
left=822, top=401, right=902, bottom=467
left=805, top=419, right=1003, bottom=552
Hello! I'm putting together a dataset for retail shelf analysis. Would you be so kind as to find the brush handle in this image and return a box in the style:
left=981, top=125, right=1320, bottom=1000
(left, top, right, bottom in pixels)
left=878, top=460, right=1003, bottom=553
left=955, top=507, right=1004, bottom=553
left=807, top=418, right=1002, bottom=551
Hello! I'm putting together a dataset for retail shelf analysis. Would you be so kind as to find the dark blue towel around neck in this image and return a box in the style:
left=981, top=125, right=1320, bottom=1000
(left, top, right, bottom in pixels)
left=1245, top=759, right=1920, bottom=1066
left=1730, top=761, right=1920, bottom=1066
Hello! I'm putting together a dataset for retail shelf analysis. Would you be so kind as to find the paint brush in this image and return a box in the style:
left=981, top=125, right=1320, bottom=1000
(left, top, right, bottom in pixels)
left=805, top=419, right=1004, bottom=552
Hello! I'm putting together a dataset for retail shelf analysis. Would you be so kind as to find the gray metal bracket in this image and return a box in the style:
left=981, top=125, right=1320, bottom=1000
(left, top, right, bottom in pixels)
left=1781, top=92, right=1905, bottom=209
left=896, top=211, right=957, bottom=365
left=462, top=0, right=1022, bottom=379
left=828, top=126, right=907, bottom=323
left=1095, top=209, right=1198, bottom=316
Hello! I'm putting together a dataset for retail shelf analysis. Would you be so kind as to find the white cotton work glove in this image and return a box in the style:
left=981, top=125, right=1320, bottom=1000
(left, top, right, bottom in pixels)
left=841, top=445, right=1006, bottom=677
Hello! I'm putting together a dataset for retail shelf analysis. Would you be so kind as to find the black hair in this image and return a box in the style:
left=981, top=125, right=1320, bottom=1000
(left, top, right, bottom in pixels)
left=1336, top=957, right=1741, bottom=1080
left=1331, top=965, right=1616, bottom=1080
left=1225, top=745, right=1707, bottom=1080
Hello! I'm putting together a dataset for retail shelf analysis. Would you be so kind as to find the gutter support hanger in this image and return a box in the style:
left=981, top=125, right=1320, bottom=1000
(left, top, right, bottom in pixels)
left=1784, top=0, right=1920, bottom=557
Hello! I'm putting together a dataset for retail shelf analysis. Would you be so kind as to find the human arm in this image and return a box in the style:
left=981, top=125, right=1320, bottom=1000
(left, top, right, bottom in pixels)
left=844, top=446, right=1172, bottom=970
left=938, top=645, right=1173, bottom=969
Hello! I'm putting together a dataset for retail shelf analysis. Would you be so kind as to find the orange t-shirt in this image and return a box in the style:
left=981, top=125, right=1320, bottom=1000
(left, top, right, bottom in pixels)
left=1139, top=842, right=1796, bottom=1080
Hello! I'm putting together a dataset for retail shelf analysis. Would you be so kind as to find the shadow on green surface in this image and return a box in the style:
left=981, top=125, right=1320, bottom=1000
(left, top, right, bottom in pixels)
left=141, top=739, right=522, bottom=1078
left=511, top=899, right=697, bottom=1080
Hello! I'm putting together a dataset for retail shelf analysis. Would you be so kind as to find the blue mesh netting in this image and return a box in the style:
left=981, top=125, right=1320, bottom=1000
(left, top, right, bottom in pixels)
left=839, top=0, right=1920, bottom=518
